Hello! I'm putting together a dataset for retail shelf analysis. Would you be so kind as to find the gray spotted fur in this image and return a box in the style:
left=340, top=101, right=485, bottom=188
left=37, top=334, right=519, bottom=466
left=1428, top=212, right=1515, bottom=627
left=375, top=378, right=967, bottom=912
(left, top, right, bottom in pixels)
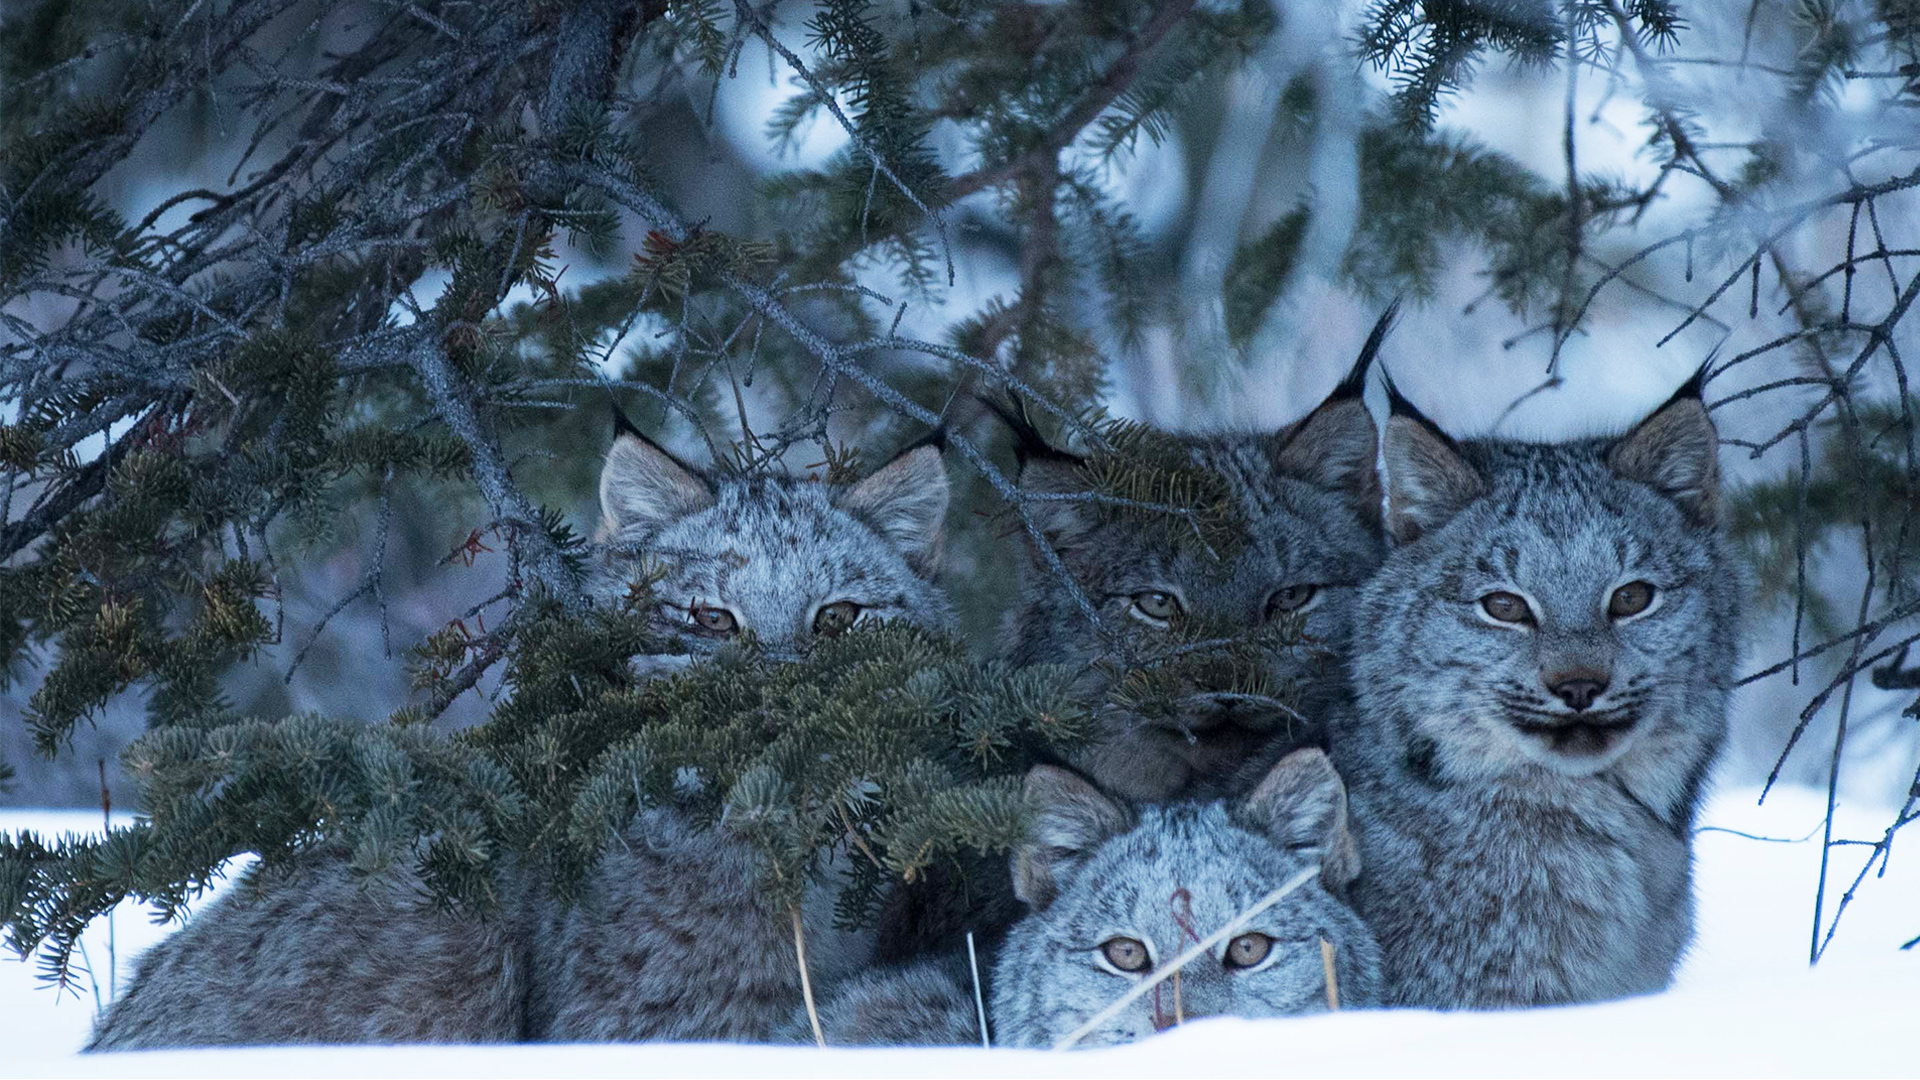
left=86, top=849, right=534, bottom=1050
left=819, top=752, right=1382, bottom=1048
left=1006, top=314, right=1394, bottom=803
left=591, top=425, right=954, bottom=664
left=527, top=809, right=874, bottom=1043
left=88, top=425, right=955, bottom=1051
left=1332, top=380, right=1738, bottom=1008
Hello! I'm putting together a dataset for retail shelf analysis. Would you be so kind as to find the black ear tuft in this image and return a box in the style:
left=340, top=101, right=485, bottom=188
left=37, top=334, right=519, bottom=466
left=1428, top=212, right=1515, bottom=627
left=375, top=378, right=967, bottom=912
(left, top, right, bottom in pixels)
left=976, top=393, right=1082, bottom=469
left=611, top=400, right=644, bottom=440
left=979, top=394, right=1100, bottom=554
left=898, top=424, right=950, bottom=456
left=1330, top=298, right=1400, bottom=403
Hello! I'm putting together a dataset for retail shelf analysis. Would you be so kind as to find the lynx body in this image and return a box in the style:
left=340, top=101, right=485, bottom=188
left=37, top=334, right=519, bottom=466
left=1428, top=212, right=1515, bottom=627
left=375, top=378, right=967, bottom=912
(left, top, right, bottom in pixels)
left=88, top=423, right=953, bottom=1051
left=815, top=751, right=1382, bottom=1048
left=1333, top=377, right=1738, bottom=1008
left=1005, top=310, right=1397, bottom=804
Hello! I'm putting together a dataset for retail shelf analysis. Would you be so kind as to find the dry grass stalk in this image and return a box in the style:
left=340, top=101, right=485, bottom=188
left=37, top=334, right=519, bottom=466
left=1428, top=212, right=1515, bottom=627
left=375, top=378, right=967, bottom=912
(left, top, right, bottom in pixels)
left=967, top=931, right=991, bottom=1048
left=1050, top=865, right=1319, bottom=1051
left=792, top=907, right=825, bottom=1047
left=1319, top=937, right=1340, bottom=1010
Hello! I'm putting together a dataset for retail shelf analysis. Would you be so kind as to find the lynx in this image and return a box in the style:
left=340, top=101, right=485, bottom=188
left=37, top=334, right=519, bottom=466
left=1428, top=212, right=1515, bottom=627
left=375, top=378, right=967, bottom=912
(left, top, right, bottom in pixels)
left=1004, top=309, right=1397, bottom=804
left=87, top=420, right=954, bottom=1051
left=809, top=750, right=1382, bottom=1047
left=590, top=413, right=954, bottom=659
left=1331, top=373, right=1738, bottom=1008
left=873, top=312, right=1394, bottom=968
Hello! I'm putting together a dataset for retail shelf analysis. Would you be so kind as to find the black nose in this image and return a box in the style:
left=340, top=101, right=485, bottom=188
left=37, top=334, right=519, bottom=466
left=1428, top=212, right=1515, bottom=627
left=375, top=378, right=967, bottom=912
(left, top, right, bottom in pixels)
left=1548, top=677, right=1608, bottom=712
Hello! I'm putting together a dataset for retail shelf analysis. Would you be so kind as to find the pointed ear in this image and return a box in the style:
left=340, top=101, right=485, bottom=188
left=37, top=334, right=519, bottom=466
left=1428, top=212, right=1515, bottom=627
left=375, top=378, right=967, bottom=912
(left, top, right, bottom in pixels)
left=1380, top=380, right=1482, bottom=545
left=1241, top=749, right=1360, bottom=891
left=1273, top=398, right=1380, bottom=527
left=979, top=394, right=1100, bottom=554
left=1271, top=300, right=1392, bottom=525
left=1015, top=453, right=1100, bottom=554
left=599, top=431, right=715, bottom=536
left=1607, top=375, right=1719, bottom=527
left=834, top=442, right=950, bottom=574
left=1010, top=765, right=1133, bottom=910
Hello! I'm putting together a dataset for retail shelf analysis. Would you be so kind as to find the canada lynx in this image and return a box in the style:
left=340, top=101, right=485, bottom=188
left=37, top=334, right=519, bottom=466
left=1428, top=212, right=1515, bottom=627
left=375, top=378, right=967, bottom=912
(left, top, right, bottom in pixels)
left=1331, top=373, right=1737, bottom=1008
left=810, top=750, right=1382, bottom=1047
left=1004, top=309, right=1396, bottom=804
left=87, top=421, right=955, bottom=1050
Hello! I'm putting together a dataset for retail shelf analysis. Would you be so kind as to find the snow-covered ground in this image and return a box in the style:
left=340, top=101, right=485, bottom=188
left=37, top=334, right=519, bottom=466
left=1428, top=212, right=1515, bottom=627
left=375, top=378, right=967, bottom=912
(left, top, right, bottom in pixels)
left=2, top=779, right=1912, bottom=1077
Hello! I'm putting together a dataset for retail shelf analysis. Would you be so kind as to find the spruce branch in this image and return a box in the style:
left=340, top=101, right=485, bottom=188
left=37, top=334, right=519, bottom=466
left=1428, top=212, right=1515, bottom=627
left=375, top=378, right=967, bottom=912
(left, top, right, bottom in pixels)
left=945, top=0, right=1201, bottom=201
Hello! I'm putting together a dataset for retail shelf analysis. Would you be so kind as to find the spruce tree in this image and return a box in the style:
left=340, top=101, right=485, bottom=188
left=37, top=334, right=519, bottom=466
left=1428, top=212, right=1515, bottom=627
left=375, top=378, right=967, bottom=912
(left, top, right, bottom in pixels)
left=1, top=0, right=1916, bottom=990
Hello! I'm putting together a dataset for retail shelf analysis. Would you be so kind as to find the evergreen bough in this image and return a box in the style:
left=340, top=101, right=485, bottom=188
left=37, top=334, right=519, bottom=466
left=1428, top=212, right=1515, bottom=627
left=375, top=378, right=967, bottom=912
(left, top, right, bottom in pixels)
left=2, top=0, right=1918, bottom=987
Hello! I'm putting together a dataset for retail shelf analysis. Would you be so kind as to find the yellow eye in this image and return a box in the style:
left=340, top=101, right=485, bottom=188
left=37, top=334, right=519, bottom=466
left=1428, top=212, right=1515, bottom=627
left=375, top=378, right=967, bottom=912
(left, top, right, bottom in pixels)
left=1224, top=932, right=1273, bottom=969
left=1129, top=591, right=1181, bottom=625
left=1267, top=584, right=1319, bottom=617
left=1609, top=581, right=1655, bottom=618
left=690, top=605, right=738, bottom=635
left=1479, top=591, right=1531, bottom=624
left=813, top=600, right=863, bottom=637
left=1100, top=936, right=1151, bottom=973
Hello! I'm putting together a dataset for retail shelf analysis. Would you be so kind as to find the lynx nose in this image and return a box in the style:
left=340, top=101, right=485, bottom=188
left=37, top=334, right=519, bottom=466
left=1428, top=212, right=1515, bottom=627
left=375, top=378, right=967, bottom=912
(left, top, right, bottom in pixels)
left=1547, top=675, right=1608, bottom=712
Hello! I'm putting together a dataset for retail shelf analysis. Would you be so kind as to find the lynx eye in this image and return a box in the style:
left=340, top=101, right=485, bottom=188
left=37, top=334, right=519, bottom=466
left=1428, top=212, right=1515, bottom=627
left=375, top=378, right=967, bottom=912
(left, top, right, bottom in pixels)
left=1608, top=581, right=1656, bottom=619
left=1129, top=591, right=1182, bottom=626
left=1266, top=584, right=1319, bottom=618
left=1224, top=932, right=1273, bottom=970
left=1479, top=591, right=1532, bottom=625
left=813, top=600, right=863, bottom=637
left=687, top=604, right=738, bottom=635
left=1099, top=937, right=1152, bottom=973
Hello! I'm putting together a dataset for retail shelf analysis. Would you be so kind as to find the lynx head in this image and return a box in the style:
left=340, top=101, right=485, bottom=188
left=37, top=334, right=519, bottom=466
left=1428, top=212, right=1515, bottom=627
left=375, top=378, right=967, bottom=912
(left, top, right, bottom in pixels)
left=990, top=750, right=1382, bottom=1049
left=1354, top=372, right=1737, bottom=808
left=589, top=418, right=955, bottom=655
left=1002, top=309, right=1394, bottom=801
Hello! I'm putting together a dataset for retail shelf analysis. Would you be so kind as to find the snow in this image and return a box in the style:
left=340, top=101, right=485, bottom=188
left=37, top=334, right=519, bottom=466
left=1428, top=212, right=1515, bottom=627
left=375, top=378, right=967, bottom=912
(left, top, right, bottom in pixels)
left=2, top=779, right=1912, bottom=1076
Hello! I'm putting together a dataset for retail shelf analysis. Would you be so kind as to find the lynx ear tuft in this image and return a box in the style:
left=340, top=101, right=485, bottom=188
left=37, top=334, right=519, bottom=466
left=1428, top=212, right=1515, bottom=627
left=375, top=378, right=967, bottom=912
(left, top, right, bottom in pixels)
left=599, top=431, right=715, bottom=537
left=1607, top=373, right=1720, bottom=527
left=1010, top=765, right=1133, bottom=910
left=1241, top=748, right=1361, bottom=891
left=1379, top=377, right=1482, bottom=544
left=979, top=395, right=1099, bottom=554
left=835, top=442, right=949, bottom=573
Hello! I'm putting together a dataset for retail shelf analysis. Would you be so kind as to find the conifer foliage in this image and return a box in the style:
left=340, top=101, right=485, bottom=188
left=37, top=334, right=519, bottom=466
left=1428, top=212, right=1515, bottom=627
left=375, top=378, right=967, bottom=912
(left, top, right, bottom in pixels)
left=3, top=0, right=1919, bottom=990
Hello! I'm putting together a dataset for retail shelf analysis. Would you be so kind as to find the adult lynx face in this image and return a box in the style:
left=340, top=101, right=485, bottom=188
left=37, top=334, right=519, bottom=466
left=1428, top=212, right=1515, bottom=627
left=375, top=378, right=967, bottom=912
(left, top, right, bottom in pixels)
left=1359, top=375, right=1736, bottom=786
left=1004, top=311, right=1394, bottom=801
left=589, top=419, right=955, bottom=653
left=990, top=750, right=1381, bottom=1048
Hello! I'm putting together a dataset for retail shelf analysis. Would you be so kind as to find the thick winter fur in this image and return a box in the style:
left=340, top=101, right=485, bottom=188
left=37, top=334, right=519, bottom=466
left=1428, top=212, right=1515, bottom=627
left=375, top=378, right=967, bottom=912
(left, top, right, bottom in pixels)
left=590, top=420, right=955, bottom=661
left=791, top=955, right=984, bottom=1046
left=86, top=849, right=535, bottom=1050
left=527, top=809, right=874, bottom=1042
left=992, top=751, right=1381, bottom=1047
left=1333, top=376, right=1738, bottom=1008
left=809, top=752, right=1381, bottom=1048
left=88, top=423, right=956, bottom=1051
left=1005, top=309, right=1395, bottom=803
